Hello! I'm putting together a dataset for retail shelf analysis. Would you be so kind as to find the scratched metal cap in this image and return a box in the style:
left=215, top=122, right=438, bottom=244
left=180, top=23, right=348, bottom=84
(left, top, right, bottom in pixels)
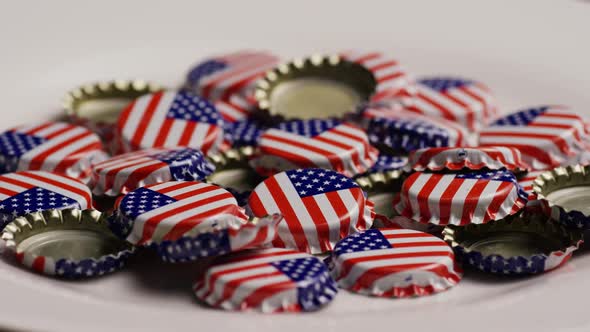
left=1, top=208, right=134, bottom=278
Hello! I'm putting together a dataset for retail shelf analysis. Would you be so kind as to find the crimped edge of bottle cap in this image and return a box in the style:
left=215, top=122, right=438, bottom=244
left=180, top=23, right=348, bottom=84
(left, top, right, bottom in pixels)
left=254, top=54, right=377, bottom=120
left=63, top=79, right=163, bottom=122
left=532, top=164, right=590, bottom=215
left=442, top=212, right=582, bottom=275
left=1, top=208, right=134, bottom=278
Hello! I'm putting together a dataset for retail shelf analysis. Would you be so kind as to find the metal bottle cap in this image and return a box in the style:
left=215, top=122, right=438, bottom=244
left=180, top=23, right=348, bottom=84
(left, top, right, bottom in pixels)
left=443, top=211, right=583, bottom=275
left=255, top=55, right=376, bottom=120
left=1, top=209, right=134, bottom=278
left=533, top=164, right=590, bottom=229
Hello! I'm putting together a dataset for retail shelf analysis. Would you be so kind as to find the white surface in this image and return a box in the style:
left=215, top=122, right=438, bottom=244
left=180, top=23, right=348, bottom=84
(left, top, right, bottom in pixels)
left=1, top=0, right=590, bottom=331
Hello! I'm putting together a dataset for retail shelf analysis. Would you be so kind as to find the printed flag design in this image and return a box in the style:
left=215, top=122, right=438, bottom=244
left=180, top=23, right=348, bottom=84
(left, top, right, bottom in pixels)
left=0, top=122, right=105, bottom=181
left=407, top=147, right=528, bottom=172
left=114, top=181, right=248, bottom=246
left=329, top=228, right=462, bottom=297
left=340, top=50, right=415, bottom=102
left=91, top=147, right=215, bottom=196
left=363, top=106, right=473, bottom=152
left=479, top=106, right=590, bottom=170
left=252, top=119, right=378, bottom=177
left=248, top=168, right=375, bottom=254
left=396, top=77, right=498, bottom=131
left=0, top=171, right=92, bottom=229
left=193, top=248, right=338, bottom=312
left=394, top=170, right=528, bottom=226
left=186, top=51, right=280, bottom=122
left=116, top=91, right=223, bottom=155
left=368, top=154, right=408, bottom=173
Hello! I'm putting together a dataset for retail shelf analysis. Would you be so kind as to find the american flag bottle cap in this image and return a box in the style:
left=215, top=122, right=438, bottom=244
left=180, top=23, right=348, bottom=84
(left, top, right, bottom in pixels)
left=255, top=54, right=378, bottom=120
left=443, top=211, right=583, bottom=275
left=248, top=168, right=375, bottom=254
left=185, top=50, right=280, bottom=123
left=0, top=170, right=93, bottom=231
left=193, top=248, right=338, bottom=312
left=111, top=181, right=262, bottom=261
left=479, top=106, right=590, bottom=170
left=354, top=152, right=407, bottom=228
left=114, top=90, right=224, bottom=156
left=533, top=164, right=590, bottom=229
left=394, top=169, right=528, bottom=226
left=63, top=80, right=162, bottom=144
left=0, top=121, right=108, bottom=183
left=392, top=76, right=498, bottom=132
left=407, top=146, right=530, bottom=173
left=250, top=118, right=378, bottom=177
left=1, top=209, right=134, bottom=278
left=363, top=105, right=475, bottom=153
left=384, top=215, right=446, bottom=236
left=90, top=147, right=215, bottom=197
left=329, top=228, right=462, bottom=297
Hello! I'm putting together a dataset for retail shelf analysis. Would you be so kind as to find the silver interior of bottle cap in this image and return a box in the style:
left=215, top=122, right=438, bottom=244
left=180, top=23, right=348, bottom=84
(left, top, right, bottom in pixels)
left=17, top=229, right=126, bottom=260
left=545, top=185, right=590, bottom=215
left=270, top=78, right=362, bottom=119
left=461, top=232, right=563, bottom=257
left=76, top=98, right=132, bottom=123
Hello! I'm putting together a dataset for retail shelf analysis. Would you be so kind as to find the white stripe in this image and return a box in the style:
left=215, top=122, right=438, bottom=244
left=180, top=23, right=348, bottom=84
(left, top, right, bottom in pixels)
left=0, top=179, right=30, bottom=193
left=313, top=194, right=341, bottom=247
left=147, top=181, right=196, bottom=192
left=139, top=92, right=177, bottom=148
left=274, top=172, right=323, bottom=252
left=448, top=179, right=477, bottom=226
left=406, top=173, right=432, bottom=220
left=188, top=122, right=210, bottom=150
left=368, top=269, right=456, bottom=293
left=419, top=86, right=469, bottom=126
left=18, top=126, right=87, bottom=170
left=482, top=126, right=572, bottom=136
left=164, top=120, right=187, bottom=147
left=265, top=129, right=348, bottom=155
left=426, top=175, right=455, bottom=220
left=479, top=135, right=561, bottom=155
left=490, top=146, right=516, bottom=165
left=260, top=138, right=331, bottom=169
left=253, top=183, right=298, bottom=247
left=29, top=122, right=70, bottom=137
left=207, top=250, right=309, bottom=275
left=215, top=101, right=247, bottom=121
left=122, top=94, right=152, bottom=141
left=338, top=244, right=450, bottom=261
left=226, top=275, right=292, bottom=308
left=105, top=160, right=163, bottom=193
left=40, top=171, right=93, bottom=193
left=199, top=56, right=275, bottom=88
left=337, top=189, right=361, bottom=234
left=5, top=173, right=89, bottom=208
left=94, top=151, right=153, bottom=169
left=40, top=134, right=98, bottom=172
left=209, top=62, right=277, bottom=101
left=372, top=64, right=402, bottom=79
left=496, top=185, right=520, bottom=220
left=447, top=88, right=484, bottom=122
left=200, top=265, right=278, bottom=302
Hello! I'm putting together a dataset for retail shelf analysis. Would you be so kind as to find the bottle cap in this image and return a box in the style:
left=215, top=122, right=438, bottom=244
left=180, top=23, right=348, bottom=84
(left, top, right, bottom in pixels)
left=0, top=170, right=92, bottom=230
left=185, top=50, right=280, bottom=122
left=329, top=228, right=461, bottom=297
left=400, top=77, right=498, bottom=132
left=407, top=147, right=529, bottom=173
left=255, top=55, right=377, bottom=120
left=394, top=170, right=528, bottom=226
left=533, top=164, right=590, bottom=229
left=443, top=211, right=583, bottom=275
left=193, top=248, right=337, bottom=312
left=248, top=168, right=375, bottom=254
left=363, top=105, right=474, bottom=153
left=339, top=50, right=416, bottom=102
left=0, top=121, right=107, bottom=182
left=479, top=106, right=589, bottom=170
left=1, top=209, right=134, bottom=278
left=63, top=80, right=162, bottom=143
left=250, top=118, right=378, bottom=177
left=91, top=147, right=215, bottom=197
left=115, top=90, right=224, bottom=156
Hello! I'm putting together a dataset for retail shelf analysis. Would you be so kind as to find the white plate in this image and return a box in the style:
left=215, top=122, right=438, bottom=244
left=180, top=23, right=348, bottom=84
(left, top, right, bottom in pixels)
left=1, top=1, right=590, bottom=331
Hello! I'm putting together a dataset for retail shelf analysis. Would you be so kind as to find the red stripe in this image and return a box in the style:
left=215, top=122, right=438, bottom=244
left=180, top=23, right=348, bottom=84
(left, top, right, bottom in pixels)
left=445, top=92, right=475, bottom=130
left=116, top=100, right=136, bottom=137
left=485, top=181, right=513, bottom=221
left=480, top=131, right=570, bottom=154
left=153, top=118, right=175, bottom=147
left=119, top=163, right=167, bottom=194
left=101, top=157, right=157, bottom=191
left=130, top=92, right=164, bottom=149
left=43, top=124, right=78, bottom=140
left=479, top=143, right=556, bottom=167
left=416, top=174, right=443, bottom=222
left=415, top=91, right=457, bottom=121
left=162, top=196, right=238, bottom=241
left=178, top=121, right=197, bottom=146
left=220, top=71, right=265, bottom=101
left=52, top=141, right=102, bottom=174
left=0, top=176, right=35, bottom=190
left=347, top=52, right=380, bottom=64
left=213, top=270, right=284, bottom=307
left=261, top=133, right=344, bottom=171
left=201, top=58, right=274, bottom=98
left=368, top=60, right=398, bottom=72
left=234, top=224, right=269, bottom=249
left=383, top=232, right=436, bottom=239
left=459, top=86, right=489, bottom=119
left=399, top=173, right=420, bottom=217
left=301, top=196, right=332, bottom=253
left=154, top=181, right=197, bottom=194
left=263, top=177, right=310, bottom=252
left=389, top=241, right=446, bottom=248
left=0, top=187, right=18, bottom=197
left=199, top=125, right=218, bottom=155
left=32, top=256, right=46, bottom=273
left=23, top=122, right=54, bottom=136
left=28, top=132, right=94, bottom=171
left=459, top=180, right=488, bottom=225
left=20, top=171, right=91, bottom=204
left=325, top=191, right=353, bottom=239
left=260, top=145, right=314, bottom=169
left=199, top=261, right=271, bottom=300
left=242, top=280, right=294, bottom=309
